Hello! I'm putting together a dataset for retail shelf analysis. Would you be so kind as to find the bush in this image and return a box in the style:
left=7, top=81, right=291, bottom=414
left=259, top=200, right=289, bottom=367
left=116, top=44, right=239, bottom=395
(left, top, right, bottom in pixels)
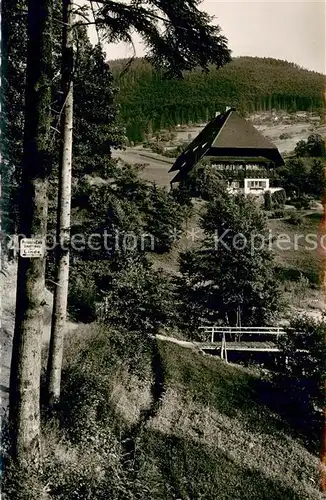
left=271, top=189, right=286, bottom=208
left=287, top=211, right=304, bottom=225
left=100, top=263, right=177, bottom=335
left=263, top=190, right=272, bottom=211
left=273, top=209, right=285, bottom=218
left=18, top=325, right=157, bottom=500
left=294, top=133, right=326, bottom=158
left=68, top=261, right=102, bottom=322
left=279, top=132, right=291, bottom=140
left=150, top=142, right=165, bottom=155
left=291, top=195, right=311, bottom=210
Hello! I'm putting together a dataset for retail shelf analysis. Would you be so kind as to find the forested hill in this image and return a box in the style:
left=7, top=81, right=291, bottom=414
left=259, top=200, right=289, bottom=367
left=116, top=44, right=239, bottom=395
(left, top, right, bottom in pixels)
left=110, top=56, right=326, bottom=142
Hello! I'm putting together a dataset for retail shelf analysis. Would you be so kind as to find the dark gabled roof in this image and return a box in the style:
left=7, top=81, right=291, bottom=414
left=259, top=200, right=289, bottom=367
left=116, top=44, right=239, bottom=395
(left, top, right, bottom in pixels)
left=169, top=108, right=284, bottom=182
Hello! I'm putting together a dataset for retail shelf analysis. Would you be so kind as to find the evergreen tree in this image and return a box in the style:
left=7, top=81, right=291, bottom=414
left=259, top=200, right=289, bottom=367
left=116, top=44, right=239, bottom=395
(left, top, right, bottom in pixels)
left=308, top=159, right=326, bottom=197
left=1, top=0, right=27, bottom=234
left=73, top=35, right=125, bottom=179
left=144, top=184, right=185, bottom=252
left=178, top=192, right=283, bottom=332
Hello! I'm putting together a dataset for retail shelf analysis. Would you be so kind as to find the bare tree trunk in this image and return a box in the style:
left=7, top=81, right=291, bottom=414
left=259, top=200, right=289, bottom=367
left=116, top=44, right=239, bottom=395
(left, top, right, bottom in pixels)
left=46, top=0, right=73, bottom=408
left=321, top=406, right=326, bottom=492
left=9, top=0, right=52, bottom=465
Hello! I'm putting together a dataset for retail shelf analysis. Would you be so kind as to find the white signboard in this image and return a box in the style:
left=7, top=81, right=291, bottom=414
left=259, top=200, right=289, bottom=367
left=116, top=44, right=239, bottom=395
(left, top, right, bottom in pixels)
left=20, top=238, right=45, bottom=258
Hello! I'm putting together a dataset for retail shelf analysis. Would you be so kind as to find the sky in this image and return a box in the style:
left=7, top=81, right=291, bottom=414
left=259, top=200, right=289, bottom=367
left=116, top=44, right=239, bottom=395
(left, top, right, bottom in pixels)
left=88, top=1, right=326, bottom=74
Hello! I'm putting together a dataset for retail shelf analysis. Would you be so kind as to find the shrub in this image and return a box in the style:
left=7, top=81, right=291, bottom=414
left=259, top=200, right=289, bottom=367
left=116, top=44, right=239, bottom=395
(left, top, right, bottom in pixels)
left=271, top=189, right=286, bottom=208
left=273, top=209, right=285, bottom=218
left=291, top=195, right=311, bottom=210
left=101, top=263, right=177, bottom=335
left=33, top=326, right=157, bottom=499
left=287, top=211, right=304, bottom=225
left=263, top=190, right=272, bottom=211
left=161, top=144, right=184, bottom=158
left=68, top=261, right=101, bottom=322
left=294, top=133, right=326, bottom=158
left=150, top=142, right=165, bottom=155
left=279, top=132, right=291, bottom=140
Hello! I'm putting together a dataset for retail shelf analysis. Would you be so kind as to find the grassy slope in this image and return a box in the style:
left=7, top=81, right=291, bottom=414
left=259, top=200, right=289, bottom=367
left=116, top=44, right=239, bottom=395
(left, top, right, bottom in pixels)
left=269, top=212, right=322, bottom=284
left=147, top=340, right=322, bottom=499
left=42, top=325, right=322, bottom=499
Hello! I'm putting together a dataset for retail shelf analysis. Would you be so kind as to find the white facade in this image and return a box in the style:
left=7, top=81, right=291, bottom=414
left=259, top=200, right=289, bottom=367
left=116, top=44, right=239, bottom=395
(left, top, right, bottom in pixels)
left=244, top=178, right=269, bottom=195
left=227, top=178, right=283, bottom=196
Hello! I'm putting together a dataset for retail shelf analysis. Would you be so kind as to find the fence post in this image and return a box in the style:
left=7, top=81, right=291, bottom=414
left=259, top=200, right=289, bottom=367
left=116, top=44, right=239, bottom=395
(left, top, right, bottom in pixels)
left=224, top=333, right=228, bottom=363
left=211, top=328, right=214, bottom=343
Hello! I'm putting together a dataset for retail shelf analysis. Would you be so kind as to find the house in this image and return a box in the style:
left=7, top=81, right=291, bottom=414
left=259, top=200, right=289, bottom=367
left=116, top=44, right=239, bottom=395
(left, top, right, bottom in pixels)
left=169, top=107, right=285, bottom=197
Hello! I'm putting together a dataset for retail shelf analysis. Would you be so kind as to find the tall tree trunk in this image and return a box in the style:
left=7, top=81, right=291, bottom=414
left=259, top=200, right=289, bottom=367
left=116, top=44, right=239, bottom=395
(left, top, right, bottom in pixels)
left=46, top=0, right=73, bottom=407
left=9, top=0, right=52, bottom=465
left=321, top=405, right=326, bottom=492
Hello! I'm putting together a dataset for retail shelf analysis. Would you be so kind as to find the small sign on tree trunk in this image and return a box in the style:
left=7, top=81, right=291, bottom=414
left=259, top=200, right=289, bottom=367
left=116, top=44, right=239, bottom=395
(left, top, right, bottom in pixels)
left=20, top=238, right=45, bottom=258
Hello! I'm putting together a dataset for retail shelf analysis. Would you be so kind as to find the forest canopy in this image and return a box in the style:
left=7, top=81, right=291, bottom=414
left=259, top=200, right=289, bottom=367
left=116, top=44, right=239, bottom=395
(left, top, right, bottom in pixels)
left=109, top=56, right=326, bottom=142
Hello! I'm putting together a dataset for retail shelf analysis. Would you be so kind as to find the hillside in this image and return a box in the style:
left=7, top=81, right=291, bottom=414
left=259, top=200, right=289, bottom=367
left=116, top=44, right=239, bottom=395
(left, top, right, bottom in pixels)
left=18, top=323, right=322, bottom=499
left=110, top=56, right=325, bottom=142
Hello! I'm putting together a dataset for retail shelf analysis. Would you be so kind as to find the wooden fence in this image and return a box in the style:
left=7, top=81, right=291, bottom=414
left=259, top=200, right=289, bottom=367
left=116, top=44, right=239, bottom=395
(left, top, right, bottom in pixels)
left=198, top=325, right=307, bottom=361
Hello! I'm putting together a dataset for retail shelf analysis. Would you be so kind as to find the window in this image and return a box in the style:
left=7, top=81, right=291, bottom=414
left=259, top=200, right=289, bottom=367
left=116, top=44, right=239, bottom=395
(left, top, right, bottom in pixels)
left=230, top=181, right=240, bottom=189
left=247, top=179, right=267, bottom=189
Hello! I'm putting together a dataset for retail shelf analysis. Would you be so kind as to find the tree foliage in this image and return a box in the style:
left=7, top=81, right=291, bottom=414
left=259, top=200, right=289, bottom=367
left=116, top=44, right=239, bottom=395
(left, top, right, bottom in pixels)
left=294, top=133, right=326, bottom=158
left=88, top=0, right=231, bottom=78
left=109, top=56, right=325, bottom=141
left=277, top=155, right=326, bottom=198
left=177, top=163, right=224, bottom=200
left=1, top=0, right=28, bottom=234
left=73, top=31, right=125, bottom=179
left=178, top=191, right=283, bottom=334
left=277, top=316, right=326, bottom=438
left=101, top=261, right=176, bottom=334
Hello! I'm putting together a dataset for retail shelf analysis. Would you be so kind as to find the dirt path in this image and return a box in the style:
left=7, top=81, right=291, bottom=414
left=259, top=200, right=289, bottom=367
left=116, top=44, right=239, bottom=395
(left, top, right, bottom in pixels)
left=156, top=334, right=197, bottom=349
